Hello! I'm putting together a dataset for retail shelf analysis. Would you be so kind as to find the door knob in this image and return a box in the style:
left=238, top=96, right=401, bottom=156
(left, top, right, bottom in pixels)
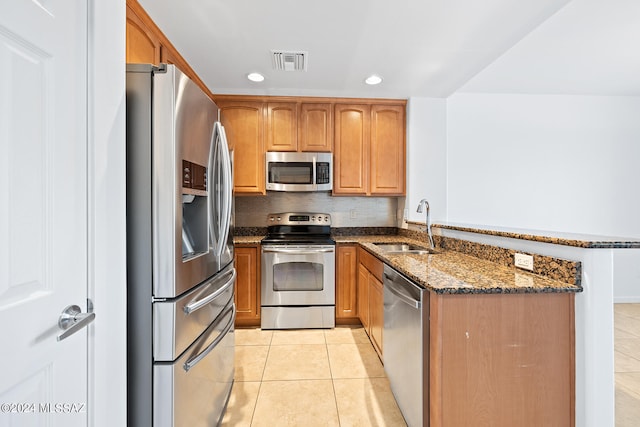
left=57, top=304, right=96, bottom=342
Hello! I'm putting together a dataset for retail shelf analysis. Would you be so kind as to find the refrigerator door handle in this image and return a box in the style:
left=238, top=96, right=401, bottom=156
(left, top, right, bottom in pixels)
left=183, top=303, right=235, bottom=372
left=183, top=269, right=236, bottom=315
left=208, top=124, right=221, bottom=251
left=216, top=123, right=232, bottom=257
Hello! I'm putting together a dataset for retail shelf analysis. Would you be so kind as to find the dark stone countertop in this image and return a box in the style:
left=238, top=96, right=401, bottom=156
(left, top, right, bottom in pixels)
left=232, top=228, right=582, bottom=295
left=431, top=223, right=640, bottom=249
left=334, top=235, right=582, bottom=295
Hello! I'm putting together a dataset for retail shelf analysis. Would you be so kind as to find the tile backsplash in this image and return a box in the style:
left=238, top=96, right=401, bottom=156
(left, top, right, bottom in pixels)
left=235, top=192, right=400, bottom=227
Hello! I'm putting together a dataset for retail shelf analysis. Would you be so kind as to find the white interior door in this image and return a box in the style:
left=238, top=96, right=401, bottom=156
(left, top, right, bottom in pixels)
left=0, top=0, right=89, bottom=425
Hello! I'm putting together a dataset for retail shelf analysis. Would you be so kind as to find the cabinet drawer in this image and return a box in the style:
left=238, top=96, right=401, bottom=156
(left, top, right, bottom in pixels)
left=358, top=247, right=383, bottom=282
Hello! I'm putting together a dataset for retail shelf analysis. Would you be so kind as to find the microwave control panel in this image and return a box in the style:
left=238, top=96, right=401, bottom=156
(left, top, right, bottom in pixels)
left=316, top=162, right=330, bottom=184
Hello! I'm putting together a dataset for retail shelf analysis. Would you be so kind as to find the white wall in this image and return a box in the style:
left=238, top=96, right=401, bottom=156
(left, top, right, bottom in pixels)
left=404, top=97, right=448, bottom=225
left=446, top=93, right=640, bottom=238
left=89, top=0, right=127, bottom=425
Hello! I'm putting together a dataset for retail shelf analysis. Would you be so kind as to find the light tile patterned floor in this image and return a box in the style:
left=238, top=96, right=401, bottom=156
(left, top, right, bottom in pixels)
left=221, top=326, right=406, bottom=426
left=223, top=308, right=640, bottom=426
left=615, top=303, right=640, bottom=426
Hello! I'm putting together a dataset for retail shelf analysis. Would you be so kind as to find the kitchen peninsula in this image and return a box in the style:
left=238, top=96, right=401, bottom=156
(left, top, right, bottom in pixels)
left=236, top=226, right=583, bottom=426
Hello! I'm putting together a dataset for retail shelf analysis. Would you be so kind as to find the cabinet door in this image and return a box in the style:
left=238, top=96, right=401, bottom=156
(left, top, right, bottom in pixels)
left=357, top=263, right=370, bottom=331
left=126, top=4, right=161, bottom=65
left=336, top=245, right=358, bottom=320
left=333, top=104, right=370, bottom=195
left=266, top=102, right=298, bottom=151
left=218, top=102, right=265, bottom=194
left=369, top=274, right=384, bottom=359
left=370, top=105, right=406, bottom=195
left=234, top=246, right=261, bottom=326
left=299, top=103, right=332, bottom=152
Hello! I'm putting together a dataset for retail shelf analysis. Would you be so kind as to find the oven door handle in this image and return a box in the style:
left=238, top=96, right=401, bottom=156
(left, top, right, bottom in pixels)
left=183, top=303, right=235, bottom=372
left=262, top=247, right=334, bottom=254
left=183, top=269, right=236, bottom=315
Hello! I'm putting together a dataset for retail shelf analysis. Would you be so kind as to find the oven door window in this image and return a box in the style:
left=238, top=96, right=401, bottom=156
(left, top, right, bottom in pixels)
left=273, top=262, right=324, bottom=291
left=268, top=162, right=313, bottom=185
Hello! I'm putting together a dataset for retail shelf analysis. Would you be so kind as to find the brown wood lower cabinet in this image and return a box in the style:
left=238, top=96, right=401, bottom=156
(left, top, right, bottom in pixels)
left=429, top=292, right=575, bottom=427
left=336, top=244, right=359, bottom=324
left=233, top=245, right=261, bottom=326
left=357, top=247, right=384, bottom=359
left=368, top=273, right=384, bottom=357
left=357, top=264, right=370, bottom=331
left=342, top=244, right=575, bottom=425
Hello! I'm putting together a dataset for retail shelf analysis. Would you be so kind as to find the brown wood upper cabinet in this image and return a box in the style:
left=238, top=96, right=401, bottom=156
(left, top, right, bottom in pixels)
left=370, top=105, right=406, bottom=195
left=266, top=102, right=298, bottom=151
left=126, top=2, right=161, bottom=65
left=266, top=102, right=332, bottom=152
left=299, top=103, right=332, bottom=152
left=334, top=103, right=405, bottom=195
left=334, top=104, right=370, bottom=195
left=125, top=0, right=214, bottom=101
left=218, top=101, right=266, bottom=195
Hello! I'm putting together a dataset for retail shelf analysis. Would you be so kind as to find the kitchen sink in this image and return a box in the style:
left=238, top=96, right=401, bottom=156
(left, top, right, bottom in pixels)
left=373, top=243, right=439, bottom=254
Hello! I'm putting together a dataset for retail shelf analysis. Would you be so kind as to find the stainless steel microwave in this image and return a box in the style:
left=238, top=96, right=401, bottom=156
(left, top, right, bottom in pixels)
left=265, top=152, right=332, bottom=192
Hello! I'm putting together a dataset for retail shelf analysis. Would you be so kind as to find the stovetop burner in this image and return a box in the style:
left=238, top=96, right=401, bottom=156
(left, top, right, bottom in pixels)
left=261, top=212, right=335, bottom=245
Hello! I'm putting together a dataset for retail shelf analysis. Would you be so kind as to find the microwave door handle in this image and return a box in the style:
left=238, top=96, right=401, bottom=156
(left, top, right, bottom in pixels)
left=312, top=155, right=317, bottom=191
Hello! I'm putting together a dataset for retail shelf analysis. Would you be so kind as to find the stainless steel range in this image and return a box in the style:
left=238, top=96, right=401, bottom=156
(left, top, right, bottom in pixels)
left=261, top=213, right=335, bottom=329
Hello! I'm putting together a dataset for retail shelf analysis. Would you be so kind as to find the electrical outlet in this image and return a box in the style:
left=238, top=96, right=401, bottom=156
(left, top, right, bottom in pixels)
left=350, top=209, right=357, bottom=219
left=514, top=272, right=534, bottom=287
left=514, top=253, right=534, bottom=271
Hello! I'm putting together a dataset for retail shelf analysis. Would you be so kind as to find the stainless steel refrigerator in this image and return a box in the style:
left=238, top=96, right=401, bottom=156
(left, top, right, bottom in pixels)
left=126, top=64, right=235, bottom=427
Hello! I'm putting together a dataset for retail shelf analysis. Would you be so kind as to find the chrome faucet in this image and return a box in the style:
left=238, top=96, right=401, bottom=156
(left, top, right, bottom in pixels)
left=416, top=199, right=435, bottom=249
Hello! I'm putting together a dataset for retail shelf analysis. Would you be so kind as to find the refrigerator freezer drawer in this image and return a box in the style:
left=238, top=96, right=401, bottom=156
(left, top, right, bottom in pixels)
left=154, top=301, right=235, bottom=427
left=153, top=264, right=235, bottom=361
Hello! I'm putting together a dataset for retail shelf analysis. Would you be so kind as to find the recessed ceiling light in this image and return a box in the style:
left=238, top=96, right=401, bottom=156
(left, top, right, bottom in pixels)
left=247, top=72, right=265, bottom=82
left=365, top=75, right=383, bottom=85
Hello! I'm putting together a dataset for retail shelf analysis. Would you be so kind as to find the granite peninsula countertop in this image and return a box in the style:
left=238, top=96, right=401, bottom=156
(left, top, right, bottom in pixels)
left=431, top=223, right=640, bottom=249
left=233, top=232, right=582, bottom=294
left=334, top=235, right=582, bottom=295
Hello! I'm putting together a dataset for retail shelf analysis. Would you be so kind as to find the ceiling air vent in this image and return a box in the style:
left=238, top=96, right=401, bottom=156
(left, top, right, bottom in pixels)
left=271, top=50, right=308, bottom=72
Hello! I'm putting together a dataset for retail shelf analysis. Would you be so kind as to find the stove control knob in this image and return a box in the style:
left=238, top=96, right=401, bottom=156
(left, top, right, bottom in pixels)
left=276, top=216, right=281, bottom=222
left=311, top=216, right=316, bottom=221
left=269, top=217, right=275, bottom=221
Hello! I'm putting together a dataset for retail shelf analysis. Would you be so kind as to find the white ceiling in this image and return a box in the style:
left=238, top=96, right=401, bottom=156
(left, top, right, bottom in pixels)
left=459, top=0, right=640, bottom=95
left=138, top=0, right=639, bottom=99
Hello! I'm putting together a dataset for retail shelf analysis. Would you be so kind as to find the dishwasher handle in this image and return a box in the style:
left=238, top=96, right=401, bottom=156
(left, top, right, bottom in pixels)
left=384, top=272, right=422, bottom=310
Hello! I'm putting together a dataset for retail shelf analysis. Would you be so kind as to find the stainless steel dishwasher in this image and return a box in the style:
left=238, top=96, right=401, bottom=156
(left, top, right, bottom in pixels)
left=383, top=264, right=429, bottom=427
